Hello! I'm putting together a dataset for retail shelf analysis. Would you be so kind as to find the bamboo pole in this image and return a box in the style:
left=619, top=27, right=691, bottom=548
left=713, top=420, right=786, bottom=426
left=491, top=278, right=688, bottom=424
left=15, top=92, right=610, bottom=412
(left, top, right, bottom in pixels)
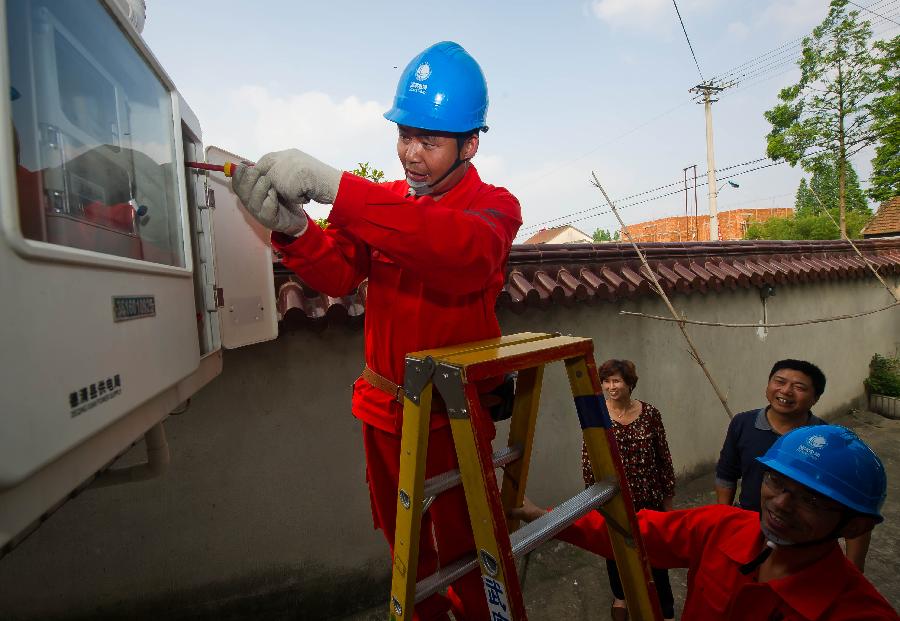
left=591, top=172, right=734, bottom=418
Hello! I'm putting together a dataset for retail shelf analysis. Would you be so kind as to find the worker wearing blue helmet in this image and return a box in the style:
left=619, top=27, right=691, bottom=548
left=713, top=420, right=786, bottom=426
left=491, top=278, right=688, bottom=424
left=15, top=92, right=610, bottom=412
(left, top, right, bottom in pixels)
left=231, top=42, right=521, bottom=620
left=512, top=425, right=897, bottom=620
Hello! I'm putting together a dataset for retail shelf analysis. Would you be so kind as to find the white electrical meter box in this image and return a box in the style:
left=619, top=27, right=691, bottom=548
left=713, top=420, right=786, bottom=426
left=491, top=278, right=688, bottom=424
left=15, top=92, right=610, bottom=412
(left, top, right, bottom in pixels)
left=0, top=0, right=276, bottom=550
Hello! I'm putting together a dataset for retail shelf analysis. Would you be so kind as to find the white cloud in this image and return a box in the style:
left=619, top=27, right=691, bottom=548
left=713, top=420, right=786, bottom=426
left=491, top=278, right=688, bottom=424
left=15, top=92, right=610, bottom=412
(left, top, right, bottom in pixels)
left=590, top=0, right=670, bottom=29
left=190, top=84, right=512, bottom=219
left=589, top=0, right=718, bottom=30
left=505, top=157, right=649, bottom=242
left=472, top=153, right=506, bottom=181
left=726, top=21, right=750, bottom=41
left=195, top=85, right=401, bottom=177
left=760, top=0, right=826, bottom=32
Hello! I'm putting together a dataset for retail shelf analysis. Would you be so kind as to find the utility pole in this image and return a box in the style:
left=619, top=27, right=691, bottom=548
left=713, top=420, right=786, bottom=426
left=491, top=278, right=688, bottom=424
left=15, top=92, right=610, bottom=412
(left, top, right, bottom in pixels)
left=692, top=164, right=699, bottom=240
left=690, top=82, right=731, bottom=241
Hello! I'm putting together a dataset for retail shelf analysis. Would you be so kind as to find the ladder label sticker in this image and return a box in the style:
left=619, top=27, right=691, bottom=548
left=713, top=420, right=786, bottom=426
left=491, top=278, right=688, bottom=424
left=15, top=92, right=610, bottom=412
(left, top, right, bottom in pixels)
left=574, top=394, right=612, bottom=429
left=482, top=576, right=511, bottom=620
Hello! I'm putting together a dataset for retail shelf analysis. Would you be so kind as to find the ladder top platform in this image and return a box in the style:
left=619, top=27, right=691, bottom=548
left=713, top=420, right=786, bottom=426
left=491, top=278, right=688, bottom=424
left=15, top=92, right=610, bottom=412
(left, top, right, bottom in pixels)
left=406, top=332, right=594, bottom=381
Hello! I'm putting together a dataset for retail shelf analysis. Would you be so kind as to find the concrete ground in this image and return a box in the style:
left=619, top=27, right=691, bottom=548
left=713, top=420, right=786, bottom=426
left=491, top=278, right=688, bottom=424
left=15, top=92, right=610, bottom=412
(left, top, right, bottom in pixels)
left=341, top=409, right=900, bottom=619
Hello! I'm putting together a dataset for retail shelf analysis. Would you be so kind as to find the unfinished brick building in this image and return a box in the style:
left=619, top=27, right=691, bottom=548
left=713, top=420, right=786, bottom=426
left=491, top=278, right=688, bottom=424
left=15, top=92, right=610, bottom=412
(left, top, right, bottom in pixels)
left=624, top=208, right=793, bottom=242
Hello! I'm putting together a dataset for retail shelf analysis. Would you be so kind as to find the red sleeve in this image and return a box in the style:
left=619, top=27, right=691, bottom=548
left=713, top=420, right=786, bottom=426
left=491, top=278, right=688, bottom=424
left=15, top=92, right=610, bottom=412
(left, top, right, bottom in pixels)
left=327, top=172, right=522, bottom=295
left=558, top=505, right=729, bottom=569
left=271, top=217, right=369, bottom=297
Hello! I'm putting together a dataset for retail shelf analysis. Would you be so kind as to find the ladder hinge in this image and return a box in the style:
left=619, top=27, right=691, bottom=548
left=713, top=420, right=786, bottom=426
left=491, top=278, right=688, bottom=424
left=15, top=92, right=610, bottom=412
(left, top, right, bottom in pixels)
left=433, top=363, right=468, bottom=419
left=402, top=356, right=436, bottom=405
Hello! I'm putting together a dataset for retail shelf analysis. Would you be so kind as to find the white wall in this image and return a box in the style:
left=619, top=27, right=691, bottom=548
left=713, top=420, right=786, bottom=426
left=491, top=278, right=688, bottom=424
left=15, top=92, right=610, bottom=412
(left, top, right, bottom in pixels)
left=0, top=275, right=897, bottom=618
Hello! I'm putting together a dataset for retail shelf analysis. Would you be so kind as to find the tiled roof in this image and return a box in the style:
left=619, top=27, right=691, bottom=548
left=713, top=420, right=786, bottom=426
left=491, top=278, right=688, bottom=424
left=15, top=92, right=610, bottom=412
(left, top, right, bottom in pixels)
left=863, top=197, right=900, bottom=237
left=275, top=238, right=900, bottom=330
left=521, top=225, right=592, bottom=245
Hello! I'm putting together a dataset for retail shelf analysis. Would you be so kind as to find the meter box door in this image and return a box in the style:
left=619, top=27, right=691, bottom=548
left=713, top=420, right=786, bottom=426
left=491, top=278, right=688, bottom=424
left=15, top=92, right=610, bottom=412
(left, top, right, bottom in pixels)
left=206, top=146, right=278, bottom=349
left=0, top=0, right=220, bottom=497
left=180, top=101, right=221, bottom=357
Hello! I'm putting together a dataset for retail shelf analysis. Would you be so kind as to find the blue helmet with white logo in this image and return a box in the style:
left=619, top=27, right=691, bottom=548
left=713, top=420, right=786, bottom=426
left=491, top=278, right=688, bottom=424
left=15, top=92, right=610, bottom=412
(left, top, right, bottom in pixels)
left=757, top=425, right=887, bottom=522
left=384, top=41, right=489, bottom=133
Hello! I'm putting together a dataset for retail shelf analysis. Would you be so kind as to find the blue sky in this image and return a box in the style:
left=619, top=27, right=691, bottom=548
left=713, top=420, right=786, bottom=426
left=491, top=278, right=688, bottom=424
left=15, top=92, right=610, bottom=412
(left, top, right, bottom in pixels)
left=141, top=0, right=898, bottom=241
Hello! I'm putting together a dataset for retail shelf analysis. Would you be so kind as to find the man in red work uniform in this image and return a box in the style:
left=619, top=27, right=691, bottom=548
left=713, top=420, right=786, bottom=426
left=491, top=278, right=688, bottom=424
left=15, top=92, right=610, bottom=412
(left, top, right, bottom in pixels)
left=512, top=425, right=897, bottom=620
left=230, top=42, right=521, bottom=620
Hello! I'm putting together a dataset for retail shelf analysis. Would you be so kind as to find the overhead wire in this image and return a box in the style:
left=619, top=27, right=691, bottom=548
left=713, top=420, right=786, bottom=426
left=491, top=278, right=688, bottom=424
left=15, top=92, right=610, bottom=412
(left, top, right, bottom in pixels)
left=519, top=150, right=828, bottom=237
left=518, top=0, right=898, bottom=238
left=520, top=156, right=770, bottom=233
left=707, top=0, right=900, bottom=87
left=518, top=0, right=897, bottom=199
left=558, top=159, right=806, bottom=230
left=724, top=16, right=900, bottom=96
left=848, top=0, right=900, bottom=26
left=708, top=0, right=897, bottom=81
left=671, top=0, right=705, bottom=81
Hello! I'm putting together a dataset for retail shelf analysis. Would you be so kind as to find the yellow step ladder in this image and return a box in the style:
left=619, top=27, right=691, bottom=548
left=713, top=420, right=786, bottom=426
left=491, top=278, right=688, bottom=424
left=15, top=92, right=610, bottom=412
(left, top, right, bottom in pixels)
left=388, top=332, right=663, bottom=621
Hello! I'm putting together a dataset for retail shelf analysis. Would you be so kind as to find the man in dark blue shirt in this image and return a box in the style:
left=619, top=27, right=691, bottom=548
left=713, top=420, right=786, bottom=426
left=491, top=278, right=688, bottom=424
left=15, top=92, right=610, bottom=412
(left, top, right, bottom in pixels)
left=715, top=359, right=826, bottom=512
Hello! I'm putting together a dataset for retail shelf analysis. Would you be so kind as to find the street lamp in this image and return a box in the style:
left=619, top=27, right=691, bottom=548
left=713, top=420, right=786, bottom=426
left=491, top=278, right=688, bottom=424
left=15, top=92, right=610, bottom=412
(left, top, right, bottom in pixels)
left=706, top=180, right=740, bottom=240
left=717, top=180, right=740, bottom=193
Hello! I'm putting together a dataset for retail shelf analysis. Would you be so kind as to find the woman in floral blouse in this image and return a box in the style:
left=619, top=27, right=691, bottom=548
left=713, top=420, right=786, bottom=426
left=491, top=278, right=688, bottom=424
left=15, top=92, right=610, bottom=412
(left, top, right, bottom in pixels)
left=581, top=359, right=676, bottom=621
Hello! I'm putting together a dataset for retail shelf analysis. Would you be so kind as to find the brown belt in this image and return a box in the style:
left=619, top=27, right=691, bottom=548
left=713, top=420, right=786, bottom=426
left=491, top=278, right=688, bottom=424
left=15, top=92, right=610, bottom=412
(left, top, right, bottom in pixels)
left=361, top=366, right=407, bottom=403
left=361, top=366, right=500, bottom=411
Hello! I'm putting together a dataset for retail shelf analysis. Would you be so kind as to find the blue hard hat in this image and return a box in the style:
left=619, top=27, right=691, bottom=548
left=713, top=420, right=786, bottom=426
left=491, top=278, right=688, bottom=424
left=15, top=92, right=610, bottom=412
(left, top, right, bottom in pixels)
left=757, top=425, right=887, bottom=522
left=384, top=41, right=489, bottom=133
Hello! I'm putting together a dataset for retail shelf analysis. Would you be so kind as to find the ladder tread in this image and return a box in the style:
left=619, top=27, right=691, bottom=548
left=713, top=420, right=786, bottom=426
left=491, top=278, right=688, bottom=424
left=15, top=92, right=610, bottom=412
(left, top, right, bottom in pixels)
left=423, top=444, right=524, bottom=498
left=414, top=482, right=617, bottom=604
left=510, top=481, right=618, bottom=558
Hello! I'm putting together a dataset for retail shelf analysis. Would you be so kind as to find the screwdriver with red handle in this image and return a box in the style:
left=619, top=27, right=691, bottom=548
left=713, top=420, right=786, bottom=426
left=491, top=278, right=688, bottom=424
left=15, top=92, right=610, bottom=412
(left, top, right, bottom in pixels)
left=185, top=161, right=248, bottom=177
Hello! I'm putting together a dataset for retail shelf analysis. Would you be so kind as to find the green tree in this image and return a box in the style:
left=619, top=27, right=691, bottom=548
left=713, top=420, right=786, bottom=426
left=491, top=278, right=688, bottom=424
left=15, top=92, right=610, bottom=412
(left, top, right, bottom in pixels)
left=764, top=0, right=881, bottom=237
left=795, top=178, right=816, bottom=215
left=867, top=35, right=900, bottom=203
left=592, top=228, right=620, bottom=242
left=795, top=159, right=869, bottom=216
left=749, top=159, right=872, bottom=240
left=316, top=162, right=386, bottom=230
left=351, top=162, right=385, bottom=183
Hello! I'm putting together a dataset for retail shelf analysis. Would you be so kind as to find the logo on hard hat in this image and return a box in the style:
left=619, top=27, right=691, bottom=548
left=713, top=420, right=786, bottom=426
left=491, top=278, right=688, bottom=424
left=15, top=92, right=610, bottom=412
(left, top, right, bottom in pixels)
left=415, top=63, right=431, bottom=81
left=807, top=435, right=827, bottom=449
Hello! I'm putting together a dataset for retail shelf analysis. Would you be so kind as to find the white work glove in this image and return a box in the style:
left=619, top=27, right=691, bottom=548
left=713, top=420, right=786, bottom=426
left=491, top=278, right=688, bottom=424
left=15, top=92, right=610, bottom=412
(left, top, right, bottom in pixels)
left=231, top=164, right=309, bottom=236
left=256, top=149, right=343, bottom=206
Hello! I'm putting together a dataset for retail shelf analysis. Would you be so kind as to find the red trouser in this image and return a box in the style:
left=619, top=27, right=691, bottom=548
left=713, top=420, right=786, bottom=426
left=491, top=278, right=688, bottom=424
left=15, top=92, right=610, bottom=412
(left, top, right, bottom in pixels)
left=363, top=421, right=495, bottom=621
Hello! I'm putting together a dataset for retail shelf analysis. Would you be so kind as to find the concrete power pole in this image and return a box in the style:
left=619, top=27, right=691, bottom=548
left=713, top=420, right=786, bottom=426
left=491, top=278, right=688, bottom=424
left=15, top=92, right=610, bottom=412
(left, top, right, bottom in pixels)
left=690, top=83, right=730, bottom=241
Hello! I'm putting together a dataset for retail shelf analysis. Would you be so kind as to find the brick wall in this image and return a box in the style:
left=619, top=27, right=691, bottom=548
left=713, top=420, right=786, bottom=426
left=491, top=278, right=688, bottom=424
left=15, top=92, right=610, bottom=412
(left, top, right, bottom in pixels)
left=624, top=207, right=793, bottom=242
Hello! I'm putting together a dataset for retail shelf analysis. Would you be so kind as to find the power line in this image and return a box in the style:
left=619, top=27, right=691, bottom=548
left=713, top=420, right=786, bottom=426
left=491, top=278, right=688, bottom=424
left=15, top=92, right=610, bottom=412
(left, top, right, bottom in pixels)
left=515, top=0, right=898, bottom=197
left=520, top=146, right=830, bottom=237
left=516, top=0, right=898, bottom=231
left=849, top=0, right=900, bottom=25
left=556, top=159, right=800, bottom=231
left=519, top=156, right=771, bottom=234
left=708, top=0, right=900, bottom=87
left=717, top=192, right=795, bottom=210
left=519, top=156, right=787, bottom=235
left=672, top=0, right=705, bottom=81
left=723, top=16, right=900, bottom=94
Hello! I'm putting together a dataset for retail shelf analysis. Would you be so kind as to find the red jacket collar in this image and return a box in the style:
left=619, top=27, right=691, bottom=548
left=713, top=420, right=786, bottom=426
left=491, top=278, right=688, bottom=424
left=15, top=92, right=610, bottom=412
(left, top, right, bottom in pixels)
left=404, top=164, right=482, bottom=204
left=717, top=513, right=849, bottom=619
